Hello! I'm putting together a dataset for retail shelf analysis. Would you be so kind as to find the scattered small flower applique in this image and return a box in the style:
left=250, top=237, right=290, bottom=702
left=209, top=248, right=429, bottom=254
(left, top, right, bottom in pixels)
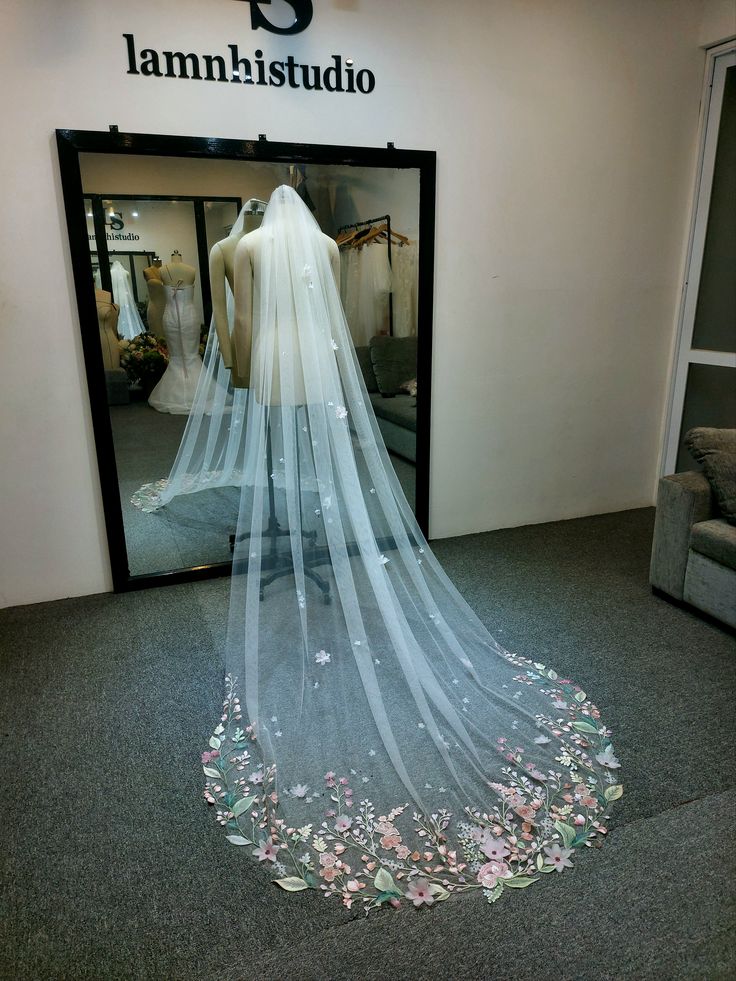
left=315, top=650, right=331, bottom=666
left=335, top=406, right=348, bottom=420
left=203, top=667, right=622, bottom=914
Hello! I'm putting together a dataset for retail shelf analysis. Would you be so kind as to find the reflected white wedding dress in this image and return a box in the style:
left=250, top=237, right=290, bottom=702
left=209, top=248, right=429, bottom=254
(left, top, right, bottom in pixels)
left=148, top=284, right=203, bottom=414
left=143, top=187, right=621, bottom=915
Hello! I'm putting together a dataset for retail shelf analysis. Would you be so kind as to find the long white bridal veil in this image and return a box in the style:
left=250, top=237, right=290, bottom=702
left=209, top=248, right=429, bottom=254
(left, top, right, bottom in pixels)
left=198, top=187, right=623, bottom=914
left=132, top=203, right=261, bottom=522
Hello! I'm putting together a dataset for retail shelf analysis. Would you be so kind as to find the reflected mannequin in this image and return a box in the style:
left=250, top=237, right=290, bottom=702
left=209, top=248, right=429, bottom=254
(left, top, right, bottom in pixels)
left=143, top=258, right=165, bottom=339
left=96, top=288, right=120, bottom=369
left=232, top=221, right=340, bottom=402
left=160, top=250, right=195, bottom=288
left=149, top=252, right=202, bottom=413
left=209, top=198, right=266, bottom=381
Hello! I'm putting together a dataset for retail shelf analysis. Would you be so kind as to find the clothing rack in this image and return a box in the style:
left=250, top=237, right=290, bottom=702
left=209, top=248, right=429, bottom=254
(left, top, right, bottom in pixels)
left=337, top=214, right=394, bottom=336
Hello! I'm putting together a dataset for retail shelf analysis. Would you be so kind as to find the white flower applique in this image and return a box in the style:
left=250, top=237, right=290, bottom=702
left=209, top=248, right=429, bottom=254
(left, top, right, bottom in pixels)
left=315, top=650, right=331, bottom=666
left=331, top=338, right=339, bottom=350
left=302, top=264, right=314, bottom=289
left=335, top=406, right=348, bottom=420
left=379, top=555, right=390, bottom=566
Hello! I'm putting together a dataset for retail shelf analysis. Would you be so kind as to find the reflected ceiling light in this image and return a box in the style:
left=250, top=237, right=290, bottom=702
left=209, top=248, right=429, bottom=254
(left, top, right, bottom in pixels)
left=108, top=206, right=115, bottom=217
left=86, top=211, right=92, bottom=218
left=131, top=210, right=139, bottom=217
left=346, top=58, right=354, bottom=66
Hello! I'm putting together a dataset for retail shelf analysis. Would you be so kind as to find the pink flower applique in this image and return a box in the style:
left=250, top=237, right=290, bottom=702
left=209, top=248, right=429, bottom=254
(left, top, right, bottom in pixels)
left=405, top=878, right=434, bottom=907
left=334, top=815, right=353, bottom=833
left=477, top=860, right=510, bottom=889
left=479, top=834, right=510, bottom=861
left=319, top=852, right=338, bottom=868
left=201, top=750, right=220, bottom=764
left=544, top=843, right=574, bottom=872
left=395, top=845, right=411, bottom=860
left=253, top=841, right=280, bottom=863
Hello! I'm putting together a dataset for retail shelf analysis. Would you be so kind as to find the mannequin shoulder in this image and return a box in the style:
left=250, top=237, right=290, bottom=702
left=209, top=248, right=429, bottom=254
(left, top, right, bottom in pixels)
left=322, top=233, right=339, bottom=259
left=234, top=228, right=262, bottom=261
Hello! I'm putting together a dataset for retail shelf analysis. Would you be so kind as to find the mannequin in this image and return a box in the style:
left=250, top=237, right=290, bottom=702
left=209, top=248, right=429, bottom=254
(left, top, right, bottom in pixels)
left=160, top=251, right=196, bottom=287
left=148, top=252, right=202, bottom=414
left=209, top=199, right=266, bottom=372
left=143, top=258, right=166, bottom=339
left=96, top=288, right=120, bottom=369
left=232, top=226, right=340, bottom=400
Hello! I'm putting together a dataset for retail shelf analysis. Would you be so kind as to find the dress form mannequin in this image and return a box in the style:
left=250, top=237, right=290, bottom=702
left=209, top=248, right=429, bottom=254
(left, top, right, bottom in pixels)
left=160, top=251, right=196, bottom=288
left=209, top=202, right=265, bottom=370
left=232, top=227, right=340, bottom=400
left=96, top=289, right=120, bottom=369
left=148, top=253, right=202, bottom=413
left=143, top=258, right=166, bottom=339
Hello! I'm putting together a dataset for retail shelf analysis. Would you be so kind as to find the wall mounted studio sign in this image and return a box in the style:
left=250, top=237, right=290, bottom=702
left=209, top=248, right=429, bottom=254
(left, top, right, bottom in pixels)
left=123, top=0, right=376, bottom=95
left=236, top=0, right=313, bottom=36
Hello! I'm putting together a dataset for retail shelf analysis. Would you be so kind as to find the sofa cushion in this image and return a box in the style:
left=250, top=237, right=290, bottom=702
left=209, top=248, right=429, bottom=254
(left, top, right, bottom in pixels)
left=369, top=336, right=418, bottom=396
left=685, top=428, right=736, bottom=525
left=690, top=518, right=736, bottom=572
left=354, top=345, right=379, bottom=393
left=370, top=392, right=417, bottom=433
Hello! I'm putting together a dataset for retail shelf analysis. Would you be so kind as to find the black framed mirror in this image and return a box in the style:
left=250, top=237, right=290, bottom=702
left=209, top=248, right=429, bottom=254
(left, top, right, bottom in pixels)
left=57, top=129, right=436, bottom=591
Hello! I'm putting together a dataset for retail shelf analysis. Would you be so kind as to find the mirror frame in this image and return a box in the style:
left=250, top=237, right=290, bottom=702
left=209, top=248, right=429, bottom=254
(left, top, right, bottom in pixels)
left=56, top=128, right=437, bottom=592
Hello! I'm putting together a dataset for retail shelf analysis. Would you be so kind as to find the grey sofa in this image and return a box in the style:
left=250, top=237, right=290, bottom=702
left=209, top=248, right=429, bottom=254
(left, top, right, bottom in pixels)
left=650, top=470, right=736, bottom=629
left=354, top=336, right=417, bottom=463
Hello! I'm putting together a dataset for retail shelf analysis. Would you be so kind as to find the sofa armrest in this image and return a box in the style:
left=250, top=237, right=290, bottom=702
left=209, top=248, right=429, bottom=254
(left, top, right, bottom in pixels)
left=650, top=471, right=715, bottom=599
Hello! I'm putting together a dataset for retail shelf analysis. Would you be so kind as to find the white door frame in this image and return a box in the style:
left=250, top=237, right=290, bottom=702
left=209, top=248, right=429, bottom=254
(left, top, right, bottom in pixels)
left=661, top=41, right=736, bottom=476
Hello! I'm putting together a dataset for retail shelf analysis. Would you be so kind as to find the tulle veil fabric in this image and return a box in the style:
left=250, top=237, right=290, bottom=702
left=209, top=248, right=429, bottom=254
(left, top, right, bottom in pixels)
left=96, top=260, right=145, bottom=340
left=194, top=187, right=623, bottom=913
left=131, top=207, right=257, bottom=519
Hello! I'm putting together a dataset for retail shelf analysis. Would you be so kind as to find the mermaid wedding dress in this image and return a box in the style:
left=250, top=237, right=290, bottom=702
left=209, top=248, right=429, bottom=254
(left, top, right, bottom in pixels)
left=147, top=187, right=622, bottom=914
left=148, top=282, right=203, bottom=414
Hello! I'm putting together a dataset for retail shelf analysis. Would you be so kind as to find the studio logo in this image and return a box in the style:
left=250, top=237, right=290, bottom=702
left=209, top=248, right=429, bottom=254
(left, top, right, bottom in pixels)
left=237, top=0, right=313, bottom=35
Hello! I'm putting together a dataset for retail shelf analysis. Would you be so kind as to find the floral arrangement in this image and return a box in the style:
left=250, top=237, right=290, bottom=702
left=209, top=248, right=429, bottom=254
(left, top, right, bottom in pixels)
left=119, top=333, right=168, bottom=388
left=203, top=655, right=622, bottom=915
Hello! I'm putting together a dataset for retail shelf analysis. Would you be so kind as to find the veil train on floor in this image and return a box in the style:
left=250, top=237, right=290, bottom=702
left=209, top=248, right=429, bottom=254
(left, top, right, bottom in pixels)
left=138, top=187, right=622, bottom=915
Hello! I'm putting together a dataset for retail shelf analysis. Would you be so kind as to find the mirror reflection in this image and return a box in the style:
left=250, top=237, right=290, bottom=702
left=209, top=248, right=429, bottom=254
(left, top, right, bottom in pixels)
left=81, top=154, right=421, bottom=579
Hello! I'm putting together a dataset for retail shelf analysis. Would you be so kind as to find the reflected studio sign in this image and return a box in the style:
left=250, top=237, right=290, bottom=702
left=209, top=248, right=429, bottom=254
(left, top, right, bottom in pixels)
left=123, top=1, right=376, bottom=95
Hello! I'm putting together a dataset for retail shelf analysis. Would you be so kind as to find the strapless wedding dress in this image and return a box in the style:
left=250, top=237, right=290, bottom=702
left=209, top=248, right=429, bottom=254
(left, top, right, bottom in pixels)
left=149, top=285, right=202, bottom=414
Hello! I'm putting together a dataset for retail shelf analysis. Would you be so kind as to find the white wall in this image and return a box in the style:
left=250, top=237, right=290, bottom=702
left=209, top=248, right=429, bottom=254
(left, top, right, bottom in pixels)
left=0, top=0, right=732, bottom=608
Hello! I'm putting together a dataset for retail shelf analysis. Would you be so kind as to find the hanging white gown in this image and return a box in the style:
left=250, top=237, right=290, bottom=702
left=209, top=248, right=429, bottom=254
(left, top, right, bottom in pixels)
left=148, top=284, right=203, bottom=414
left=391, top=242, right=419, bottom=338
left=95, top=261, right=146, bottom=341
left=340, top=240, right=392, bottom=345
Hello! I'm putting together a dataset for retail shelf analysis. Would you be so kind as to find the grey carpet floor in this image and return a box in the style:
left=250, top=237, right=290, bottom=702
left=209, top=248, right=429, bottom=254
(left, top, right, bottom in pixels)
left=111, top=400, right=416, bottom=577
left=1, top=507, right=734, bottom=980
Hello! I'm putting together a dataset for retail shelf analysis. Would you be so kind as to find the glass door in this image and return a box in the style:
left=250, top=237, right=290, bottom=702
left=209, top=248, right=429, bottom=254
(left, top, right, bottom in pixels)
left=664, top=48, right=736, bottom=473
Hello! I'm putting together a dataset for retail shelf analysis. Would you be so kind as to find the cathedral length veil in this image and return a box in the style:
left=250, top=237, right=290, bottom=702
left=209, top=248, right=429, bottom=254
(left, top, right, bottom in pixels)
left=132, top=205, right=257, bottom=528
left=194, top=187, right=623, bottom=914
